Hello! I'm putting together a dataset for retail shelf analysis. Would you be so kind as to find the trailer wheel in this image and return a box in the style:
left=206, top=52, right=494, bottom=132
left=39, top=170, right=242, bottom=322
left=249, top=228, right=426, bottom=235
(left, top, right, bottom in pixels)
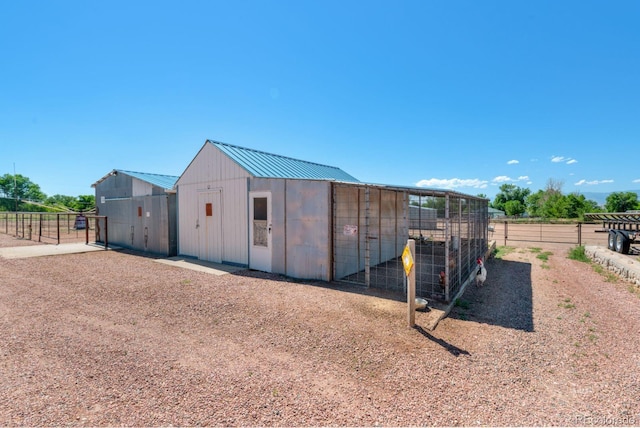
left=614, top=232, right=631, bottom=254
left=608, top=231, right=616, bottom=250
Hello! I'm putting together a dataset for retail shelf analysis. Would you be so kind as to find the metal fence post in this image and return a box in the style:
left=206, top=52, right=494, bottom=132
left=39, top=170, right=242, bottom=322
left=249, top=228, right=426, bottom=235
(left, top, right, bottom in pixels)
left=578, top=223, right=582, bottom=246
left=504, top=221, right=508, bottom=247
left=365, top=186, right=370, bottom=288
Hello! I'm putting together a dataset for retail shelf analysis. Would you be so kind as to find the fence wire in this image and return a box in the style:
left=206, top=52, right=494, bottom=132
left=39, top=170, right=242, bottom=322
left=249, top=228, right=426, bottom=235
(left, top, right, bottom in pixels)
left=0, top=212, right=107, bottom=246
left=332, top=184, right=489, bottom=303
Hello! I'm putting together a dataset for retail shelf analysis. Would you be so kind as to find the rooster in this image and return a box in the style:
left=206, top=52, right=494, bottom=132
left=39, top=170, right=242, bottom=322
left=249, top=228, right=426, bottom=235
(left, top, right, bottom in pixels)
left=475, top=257, right=487, bottom=287
left=439, top=270, right=446, bottom=289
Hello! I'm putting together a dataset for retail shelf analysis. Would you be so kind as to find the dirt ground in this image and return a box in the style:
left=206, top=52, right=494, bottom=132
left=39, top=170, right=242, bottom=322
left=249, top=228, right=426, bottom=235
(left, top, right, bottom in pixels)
left=1, top=234, right=639, bottom=426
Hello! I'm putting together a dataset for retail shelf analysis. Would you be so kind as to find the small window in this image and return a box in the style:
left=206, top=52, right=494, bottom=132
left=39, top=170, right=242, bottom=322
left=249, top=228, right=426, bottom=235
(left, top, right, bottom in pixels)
left=205, top=203, right=213, bottom=217
left=137, top=206, right=142, bottom=217
left=254, top=197, right=267, bottom=221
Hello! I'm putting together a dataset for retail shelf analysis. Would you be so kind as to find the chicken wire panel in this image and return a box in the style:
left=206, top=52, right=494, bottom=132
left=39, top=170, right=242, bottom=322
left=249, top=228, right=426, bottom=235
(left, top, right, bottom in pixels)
left=332, top=185, right=407, bottom=290
left=333, top=185, right=489, bottom=303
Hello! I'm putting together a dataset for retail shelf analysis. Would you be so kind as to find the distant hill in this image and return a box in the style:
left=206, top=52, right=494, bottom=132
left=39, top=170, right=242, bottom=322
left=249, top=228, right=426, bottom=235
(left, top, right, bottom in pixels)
left=578, top=190, right=640, bottom=206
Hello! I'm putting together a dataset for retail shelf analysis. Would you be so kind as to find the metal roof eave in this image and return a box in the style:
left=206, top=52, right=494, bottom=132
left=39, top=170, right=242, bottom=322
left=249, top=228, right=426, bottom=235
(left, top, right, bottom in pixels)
left=92, top=169, right=179, bottom=191
left=332, top=181, right=488, bottom=201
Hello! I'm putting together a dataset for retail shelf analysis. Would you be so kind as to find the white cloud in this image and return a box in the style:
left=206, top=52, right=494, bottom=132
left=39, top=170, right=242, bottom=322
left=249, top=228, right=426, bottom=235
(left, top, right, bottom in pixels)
left=490, top=175, right=530, bottom=185
left=551, top=155, right=577, bottom=164
left=415, top=178, right=488, bottom=189
left=633, top=179, right=640, bottom=183
left=507, top=159, right=519, bottom=165
left=575, top=179, right=614, bottom=186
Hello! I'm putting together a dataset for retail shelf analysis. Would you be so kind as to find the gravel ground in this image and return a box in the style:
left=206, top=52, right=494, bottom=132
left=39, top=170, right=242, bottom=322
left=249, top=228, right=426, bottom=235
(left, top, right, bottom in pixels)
left=1, top=234, right=639, bottom=426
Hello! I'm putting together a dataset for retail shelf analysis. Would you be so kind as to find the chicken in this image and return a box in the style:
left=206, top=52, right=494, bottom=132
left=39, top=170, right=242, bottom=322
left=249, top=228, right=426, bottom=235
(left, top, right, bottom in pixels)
left=475, top=257, right=487, bottom=287
left=439, top=270, right=446, bottom=289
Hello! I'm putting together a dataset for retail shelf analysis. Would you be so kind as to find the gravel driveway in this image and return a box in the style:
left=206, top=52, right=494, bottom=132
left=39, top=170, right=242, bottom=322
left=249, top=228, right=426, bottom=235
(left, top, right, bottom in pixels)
left=1, top=234, right=639, bottom=426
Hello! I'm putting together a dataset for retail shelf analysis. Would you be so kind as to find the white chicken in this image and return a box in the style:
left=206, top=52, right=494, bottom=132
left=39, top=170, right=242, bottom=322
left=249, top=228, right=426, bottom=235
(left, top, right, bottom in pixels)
left=475, top=257, right=487, bottom=287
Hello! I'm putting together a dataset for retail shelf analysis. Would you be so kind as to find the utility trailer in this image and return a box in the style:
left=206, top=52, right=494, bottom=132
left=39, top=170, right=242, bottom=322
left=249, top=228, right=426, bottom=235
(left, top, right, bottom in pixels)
left=584, top=212, right=640, bottom=254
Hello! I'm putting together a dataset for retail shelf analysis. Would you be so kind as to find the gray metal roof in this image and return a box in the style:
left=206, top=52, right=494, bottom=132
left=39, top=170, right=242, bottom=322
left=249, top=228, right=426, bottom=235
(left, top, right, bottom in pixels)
left=208, top=140, right=359, bottom=182
left=116, top=170, right=179, bottom=189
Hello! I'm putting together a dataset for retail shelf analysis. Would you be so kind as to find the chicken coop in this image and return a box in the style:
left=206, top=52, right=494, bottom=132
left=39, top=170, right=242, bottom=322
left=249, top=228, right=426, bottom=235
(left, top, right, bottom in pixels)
left=332, top=182, right=489, bottom=303
left=173, top=140, right=487, bottom=303
left=93, top=169, right=179, bottom=256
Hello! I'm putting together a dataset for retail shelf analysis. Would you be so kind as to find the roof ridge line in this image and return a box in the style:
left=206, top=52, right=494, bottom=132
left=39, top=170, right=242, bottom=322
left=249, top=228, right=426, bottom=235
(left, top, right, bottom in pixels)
left=206, top=139, right=343, bottom=170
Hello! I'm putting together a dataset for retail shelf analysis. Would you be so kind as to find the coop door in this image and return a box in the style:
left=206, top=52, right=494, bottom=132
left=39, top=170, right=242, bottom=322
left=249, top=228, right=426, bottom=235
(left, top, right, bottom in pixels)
left=249, top=192, right=272, bottom=272
left=198, top=190, right=222, bottom=263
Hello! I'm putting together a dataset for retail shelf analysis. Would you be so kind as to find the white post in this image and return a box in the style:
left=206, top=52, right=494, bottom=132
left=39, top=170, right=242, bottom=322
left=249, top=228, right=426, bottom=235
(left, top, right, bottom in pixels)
left=407, top=239, right=416, bottom=327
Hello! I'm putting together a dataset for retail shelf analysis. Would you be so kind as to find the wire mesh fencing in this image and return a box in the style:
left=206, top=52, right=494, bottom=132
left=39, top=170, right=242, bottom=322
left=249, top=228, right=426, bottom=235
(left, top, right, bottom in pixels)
left=332, top=183, right=489, bottom=303
left=0, top=212, right=108, bottom=246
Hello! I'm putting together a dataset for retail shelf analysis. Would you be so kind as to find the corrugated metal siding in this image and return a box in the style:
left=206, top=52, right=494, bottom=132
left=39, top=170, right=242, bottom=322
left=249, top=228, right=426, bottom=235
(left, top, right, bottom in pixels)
left=95, top=172, right=176, bottom=255
left=209, top=140, right=359, bottom=182
left=284, top=180, right=331, bottom=281
left=132, top=179, right=152, bottom=197
left=176, top=143, right=250, bottom=264
left=248, top=178, right=331, bottom=281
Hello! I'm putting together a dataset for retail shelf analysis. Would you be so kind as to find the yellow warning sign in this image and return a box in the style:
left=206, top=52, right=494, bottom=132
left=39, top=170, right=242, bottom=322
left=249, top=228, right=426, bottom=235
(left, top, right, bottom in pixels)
left=402, top=244, right=414, bottom=276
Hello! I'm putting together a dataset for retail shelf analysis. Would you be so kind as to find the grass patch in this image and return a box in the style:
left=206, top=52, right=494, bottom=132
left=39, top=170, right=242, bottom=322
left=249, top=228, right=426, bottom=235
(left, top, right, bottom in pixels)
left=627, top=285, right=640, bottom=298
left=568, top=245, right=590, bottom=263
left=568, top=245, right=621, bottom=284
left=528, top=249, right=553, bottom=269
left=592, top=264, right=618, bottom=283
left=494, top=246, right=515, bottom=259
left=536, top=251, right=553, bottom=262
left=558, top=298, right=576, bottom=309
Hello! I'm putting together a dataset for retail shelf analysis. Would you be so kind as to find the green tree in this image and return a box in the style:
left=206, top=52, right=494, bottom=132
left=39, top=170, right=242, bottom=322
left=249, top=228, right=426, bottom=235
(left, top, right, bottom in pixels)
left=526, top=190, right=544, bottom=218
left=75, top=195, right=95, bottom=212
left=565, top=193, right=601, bottom=219
left=541, top=192, right=569, bottom=219
left=492, top=184, right=531, bottom=212
left=0, top=174, right=46, bottom=210
left=45, top=194, right=78, bottom=210
left=605, top=192, right=640, bottom=213
left=504, top=200, right=525, bottom=217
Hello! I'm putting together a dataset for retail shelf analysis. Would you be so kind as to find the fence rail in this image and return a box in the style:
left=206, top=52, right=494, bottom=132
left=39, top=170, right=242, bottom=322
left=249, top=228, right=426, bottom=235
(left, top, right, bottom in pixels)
left=0, top=212, right=108, bottom=247
left=489, top=221, right=609, bottom=247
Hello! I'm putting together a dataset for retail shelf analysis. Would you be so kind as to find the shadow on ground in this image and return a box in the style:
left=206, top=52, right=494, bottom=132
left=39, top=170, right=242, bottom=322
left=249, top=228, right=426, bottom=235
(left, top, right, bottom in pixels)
left=447, top=258, right=534, bottom=332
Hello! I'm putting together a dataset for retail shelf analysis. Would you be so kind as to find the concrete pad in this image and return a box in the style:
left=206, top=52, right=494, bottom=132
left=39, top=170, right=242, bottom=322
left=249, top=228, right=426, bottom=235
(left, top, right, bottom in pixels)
left=0, top=243, right=114, bottom=259
left=154, top=256, right=246, bottom=276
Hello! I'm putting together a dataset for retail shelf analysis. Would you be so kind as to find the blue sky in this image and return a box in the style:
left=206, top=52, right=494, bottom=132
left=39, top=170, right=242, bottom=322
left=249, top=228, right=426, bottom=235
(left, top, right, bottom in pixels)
left=1, top=0, right=639, bottom=200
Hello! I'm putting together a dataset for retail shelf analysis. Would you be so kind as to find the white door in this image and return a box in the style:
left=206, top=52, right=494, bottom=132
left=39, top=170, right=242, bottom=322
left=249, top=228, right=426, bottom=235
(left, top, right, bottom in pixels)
left=249, top=191, right=272, bottom=272
left=198, top=190, right=222, bottom=263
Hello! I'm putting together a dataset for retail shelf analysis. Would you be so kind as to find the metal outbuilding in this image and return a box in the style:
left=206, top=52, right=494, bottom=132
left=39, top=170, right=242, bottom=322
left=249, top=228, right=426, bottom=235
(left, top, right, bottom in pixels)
left=93, top=169, right=178, bottom=256
left=176, top=140, right=359, bottom=280
left=177, top=140, right=489, bottom=302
